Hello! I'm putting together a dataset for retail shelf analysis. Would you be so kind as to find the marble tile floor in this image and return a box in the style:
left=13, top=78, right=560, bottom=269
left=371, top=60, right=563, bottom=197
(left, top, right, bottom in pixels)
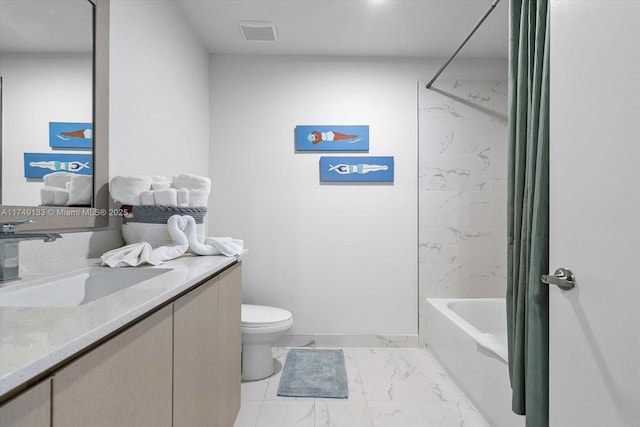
left=234, top=347, right=490, bottom=427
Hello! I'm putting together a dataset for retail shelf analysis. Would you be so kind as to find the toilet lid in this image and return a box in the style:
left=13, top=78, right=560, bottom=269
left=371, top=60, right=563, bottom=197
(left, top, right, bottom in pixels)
left=242, top=304, right=292, bottom=327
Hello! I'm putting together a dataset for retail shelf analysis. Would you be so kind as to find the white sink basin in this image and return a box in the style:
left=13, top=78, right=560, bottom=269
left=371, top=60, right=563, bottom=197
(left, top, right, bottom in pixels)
left=0, top=267, right=172, bottom=307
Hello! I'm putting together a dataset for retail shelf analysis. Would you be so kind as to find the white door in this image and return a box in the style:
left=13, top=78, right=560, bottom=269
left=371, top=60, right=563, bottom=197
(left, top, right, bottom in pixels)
left=549, top=1, right=640, bottom=426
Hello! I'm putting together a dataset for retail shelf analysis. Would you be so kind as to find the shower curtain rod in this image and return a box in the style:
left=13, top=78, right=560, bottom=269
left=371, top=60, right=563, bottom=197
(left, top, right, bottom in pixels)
left=425, top=0, right=502, bottom=89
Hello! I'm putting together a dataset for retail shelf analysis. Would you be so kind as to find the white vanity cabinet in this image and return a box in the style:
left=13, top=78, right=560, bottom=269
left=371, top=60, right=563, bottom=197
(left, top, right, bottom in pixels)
left=52, top=305, right=174, bottom=426
left=216, top=264, right=242, bottom=426
left=174, top=262, right=242, bottom=426
left=0, top=261, right=242, bottom=427
left=173, top=265, right=242, bottom=427
left=173, top=274, right=220, bottom=425
left=0, top=379, right=51, bottom=427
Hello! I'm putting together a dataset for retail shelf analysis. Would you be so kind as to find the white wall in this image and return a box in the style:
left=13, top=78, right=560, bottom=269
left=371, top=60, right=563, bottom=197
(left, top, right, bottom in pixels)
left=0, top=54, right=92, bottom=206
left=210, top=55, right=506, bottom=339
left=109, top=0, right=210, bottom=179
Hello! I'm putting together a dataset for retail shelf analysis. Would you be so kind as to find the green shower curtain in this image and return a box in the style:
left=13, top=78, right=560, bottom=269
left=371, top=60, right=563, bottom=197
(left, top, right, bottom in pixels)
left=506, top=1, right=550, bottom=427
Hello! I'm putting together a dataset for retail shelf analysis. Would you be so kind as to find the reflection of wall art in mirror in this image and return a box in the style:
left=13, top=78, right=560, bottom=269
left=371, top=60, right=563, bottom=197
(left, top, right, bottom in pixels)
left=319, top=156, right=394, bottom=183
left=295, top=125, right=369, bottom=151
left=23, top=153, right=93, bottom=178
left=49, top=122, right=93, bottom=149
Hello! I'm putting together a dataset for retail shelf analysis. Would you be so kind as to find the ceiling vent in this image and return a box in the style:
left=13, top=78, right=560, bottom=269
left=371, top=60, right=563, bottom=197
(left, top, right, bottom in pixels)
left=238, top=21, right=278, bottom=42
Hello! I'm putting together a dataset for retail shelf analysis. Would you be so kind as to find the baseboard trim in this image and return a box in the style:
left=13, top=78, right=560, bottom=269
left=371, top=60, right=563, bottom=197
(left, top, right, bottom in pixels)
left=274, top=334, right=419, bottom=348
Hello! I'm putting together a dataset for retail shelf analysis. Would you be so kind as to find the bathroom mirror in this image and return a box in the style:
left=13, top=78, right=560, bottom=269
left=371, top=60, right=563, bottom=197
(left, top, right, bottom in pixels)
left=0, top=0, right=109, bottom=231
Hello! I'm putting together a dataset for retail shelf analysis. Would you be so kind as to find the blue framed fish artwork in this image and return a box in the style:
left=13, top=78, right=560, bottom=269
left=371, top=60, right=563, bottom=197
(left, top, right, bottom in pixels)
left=49, top=122, right=93, bottom=149
left=295, top=125, right=369, bottom=152
left=24, top=153, right=93, bottom=178
left=320, top=156, right=394, bottom=183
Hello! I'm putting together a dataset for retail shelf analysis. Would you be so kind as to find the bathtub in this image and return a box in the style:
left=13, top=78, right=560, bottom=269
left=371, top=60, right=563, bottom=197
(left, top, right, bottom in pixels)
left=425, top=298, right=525, bottom=427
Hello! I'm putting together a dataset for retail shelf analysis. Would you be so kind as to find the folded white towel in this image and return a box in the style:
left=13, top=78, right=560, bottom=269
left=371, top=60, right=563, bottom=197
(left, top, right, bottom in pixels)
left=67, top=174, right=92, bottom=205
left=172, top=173, right=211, bottom=193
left=43, top=172, right=74, bottom=189
left=100, top=242, right=163, bottom=267
left=110, top=176, right=152, bottom=205
left=41, top=187, right=69, bottom=206
left=151, top=175, right=168, bottom=183
left=101, top=214, right=242, bottom=268
left=169, top=215, right=243, bottom=256
left=204, top=237, right=244, bottom=257
left=151, top=215, right=190, bottom=260
left=151, top=181, right=171, bottom=191
left=176, top=188, right=189, bottom=207
left=101, top=216, right=192, bottom=267
left=153, top=188, right=178, bottom=206
left=188, top=189, right=209, bottom=207
left=140, top=190, right=155, bottom=206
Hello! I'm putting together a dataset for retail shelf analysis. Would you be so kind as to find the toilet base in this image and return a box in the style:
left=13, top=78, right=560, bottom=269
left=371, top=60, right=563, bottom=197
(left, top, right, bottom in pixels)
left=241, top=343, right=275, bottom=381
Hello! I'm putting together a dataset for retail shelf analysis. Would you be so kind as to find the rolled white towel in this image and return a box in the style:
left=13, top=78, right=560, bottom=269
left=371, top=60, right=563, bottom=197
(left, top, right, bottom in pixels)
left=67, top=175, right=92, bottom=205
left=188, top=189, right=209, bottom=207
left=172, top=173, right=211, bottom=193
left=140, top=190, right=155, bottom=206
left=43, top=172, right=74, bottom=189
left=153, top=188, right=178, bottom=206
left=176, top=188, right=189, bottom=207
left=110, top=176, right=152, bottom=205
left=151, top=181, right=171, bottom=191
left=41, top=187, right=69, bottom=206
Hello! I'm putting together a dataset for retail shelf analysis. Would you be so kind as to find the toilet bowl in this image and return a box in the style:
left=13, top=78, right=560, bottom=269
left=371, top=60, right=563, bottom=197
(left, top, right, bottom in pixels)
left=241, top=304, right=293, bottom=381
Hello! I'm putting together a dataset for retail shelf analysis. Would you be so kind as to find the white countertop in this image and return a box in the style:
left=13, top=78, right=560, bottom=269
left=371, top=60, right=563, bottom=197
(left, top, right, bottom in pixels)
left=0, top=254, right=242, bottom=401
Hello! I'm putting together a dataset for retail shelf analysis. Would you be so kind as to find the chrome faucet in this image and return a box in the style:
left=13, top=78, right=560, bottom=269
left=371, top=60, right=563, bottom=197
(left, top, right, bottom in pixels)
left=0, top=220, right=62, bottom=283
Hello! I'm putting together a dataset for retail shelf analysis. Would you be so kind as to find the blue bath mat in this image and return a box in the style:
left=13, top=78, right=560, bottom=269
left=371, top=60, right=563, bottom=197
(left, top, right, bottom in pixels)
left=277, top=348, right=348, bottom=398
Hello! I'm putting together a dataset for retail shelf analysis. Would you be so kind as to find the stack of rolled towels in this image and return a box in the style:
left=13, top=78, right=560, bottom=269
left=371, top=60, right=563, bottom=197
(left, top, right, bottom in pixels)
left=40, top=172, right=93, bottom=206
left=109, top=173, right=210, bottom=208
left=110, top=173, right=212, bottom=248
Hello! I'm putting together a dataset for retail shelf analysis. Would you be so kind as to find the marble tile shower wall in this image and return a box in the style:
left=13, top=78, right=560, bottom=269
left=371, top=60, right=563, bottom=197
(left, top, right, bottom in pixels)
left=418, top=80, right=508, bottom=345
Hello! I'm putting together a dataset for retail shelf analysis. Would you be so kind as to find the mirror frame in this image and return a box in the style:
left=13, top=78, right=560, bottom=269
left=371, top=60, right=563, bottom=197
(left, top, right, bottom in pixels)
left=0, top=0, right=109, bottom=231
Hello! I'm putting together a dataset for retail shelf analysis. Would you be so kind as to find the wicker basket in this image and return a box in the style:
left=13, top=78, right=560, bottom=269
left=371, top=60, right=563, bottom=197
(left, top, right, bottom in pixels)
left=122, top=205, right=207, bottom=248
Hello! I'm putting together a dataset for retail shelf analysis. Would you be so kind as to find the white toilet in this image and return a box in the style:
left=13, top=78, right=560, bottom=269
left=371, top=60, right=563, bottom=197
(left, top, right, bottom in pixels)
left=241, top=304, right=293, bottom=381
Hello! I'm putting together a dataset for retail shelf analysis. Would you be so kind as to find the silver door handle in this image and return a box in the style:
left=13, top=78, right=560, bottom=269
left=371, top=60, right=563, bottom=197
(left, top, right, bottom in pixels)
left=541, top=268, right=575, bottom=290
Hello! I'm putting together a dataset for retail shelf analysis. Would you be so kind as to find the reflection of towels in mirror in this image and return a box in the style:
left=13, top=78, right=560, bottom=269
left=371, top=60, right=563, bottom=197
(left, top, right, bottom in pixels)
left=68, top=175, right=93, bottom=205
left=43, top=171, right=74, bottom=189
left=41, top=187, right=69, bottom=206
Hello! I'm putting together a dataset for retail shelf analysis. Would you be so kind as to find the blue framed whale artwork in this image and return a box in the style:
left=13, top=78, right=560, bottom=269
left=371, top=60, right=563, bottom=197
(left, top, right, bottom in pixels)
left=295, top=125, right=369, bottom=151
left=320, top=156, right=394, bottom=183
left=49, top=122, right=93, bottom=149
left=24, top=152, right=93, bottom=179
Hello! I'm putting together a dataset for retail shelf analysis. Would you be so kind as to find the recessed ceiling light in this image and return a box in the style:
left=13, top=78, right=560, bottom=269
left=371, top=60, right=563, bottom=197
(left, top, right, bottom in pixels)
left=238, top=21, right=278, bottom=42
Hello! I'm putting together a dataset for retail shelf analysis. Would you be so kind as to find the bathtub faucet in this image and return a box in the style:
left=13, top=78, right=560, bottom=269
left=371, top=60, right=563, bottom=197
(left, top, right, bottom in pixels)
left=0, top=220, right=62, bottom=283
